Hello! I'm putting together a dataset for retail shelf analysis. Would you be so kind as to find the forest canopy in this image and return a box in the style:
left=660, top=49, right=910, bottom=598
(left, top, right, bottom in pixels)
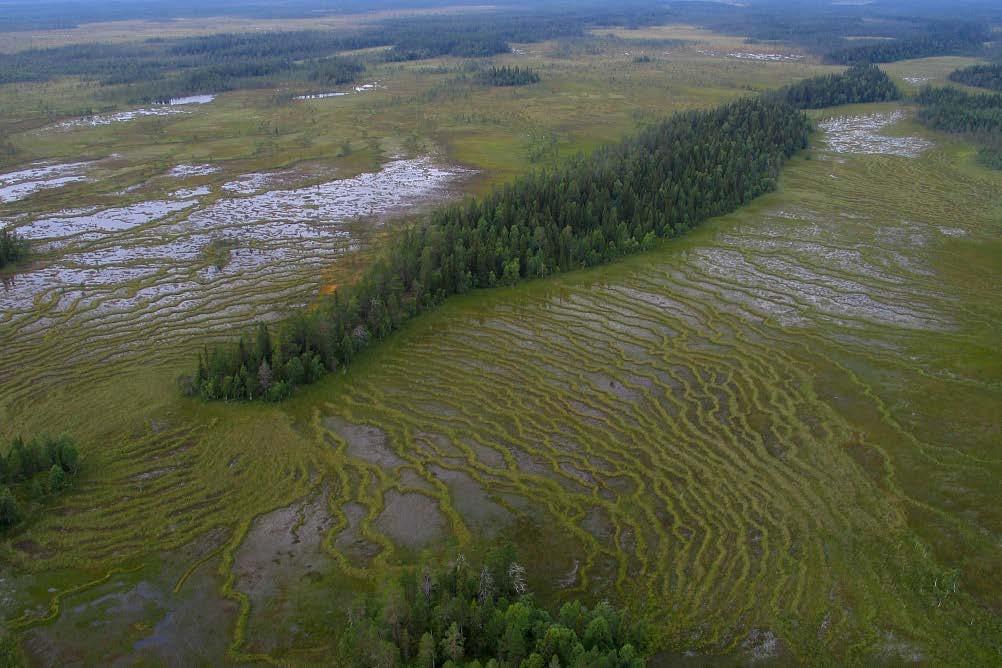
left=335, top=547, right=650, bottom=667
left=0, top=434, right=80, bottom=532
left=769, top=64, right=900, bottom=109
left=822, top=21, right=989, bottom=64
left=479, top=66, right=541, bottom=87
left=948, top=64, right=1002, bottom=92
left=915, top=85, right=1002, bottom=169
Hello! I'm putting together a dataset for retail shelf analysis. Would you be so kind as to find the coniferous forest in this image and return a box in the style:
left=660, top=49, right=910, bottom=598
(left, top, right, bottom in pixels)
left=480, top=66, right=541, bottom=87
left=770, top=64, right=900, bottom=109
left=186, top=98, right=811, bottom=401
left=915, top=85, right=1002, bottom=169
left=336, top=547, right=648, bottom=667
left=948, top=64, right=1002, bottom=92
left=0, top=434, right=80, bottom=532
left=823, top=21, right=989, bottom=65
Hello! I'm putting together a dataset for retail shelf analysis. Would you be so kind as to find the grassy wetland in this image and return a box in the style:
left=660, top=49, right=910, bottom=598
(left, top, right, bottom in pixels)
left=1, top=5, right=1001, bottom=666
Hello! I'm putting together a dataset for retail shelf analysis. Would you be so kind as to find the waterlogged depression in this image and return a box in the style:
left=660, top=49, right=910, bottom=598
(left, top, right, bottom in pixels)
left=39, top=95, right=217, bottom=132
left=295, top=81, right=384, bottom=100
left=696, top=49, right=803, bottom=61
left=0, top=161, right=92, bottom=203
left=819, top=111, right=931, bottom=158
left=0, top=156, right=471, bottom=363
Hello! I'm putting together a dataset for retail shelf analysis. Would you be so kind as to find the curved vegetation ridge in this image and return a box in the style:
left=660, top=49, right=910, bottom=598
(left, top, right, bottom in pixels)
left=190, top=98, right=812, bottom=401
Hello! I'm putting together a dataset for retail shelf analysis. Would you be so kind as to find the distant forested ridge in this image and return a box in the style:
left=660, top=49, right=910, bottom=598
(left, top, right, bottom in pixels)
left=480, top=66, right=540, bottom=87
left=0, top=229, right=28, bottom=269
left=186, top=98, right=810, bottom=401
left=823, top=22, right=989, bottom=65
left=335, top=547, right=650, bottom=666
left=949, top=64, right=1002, bottom=92
left=915, top=86, right=1002, bottom=169
left=770, top=64, right=900, bottom=109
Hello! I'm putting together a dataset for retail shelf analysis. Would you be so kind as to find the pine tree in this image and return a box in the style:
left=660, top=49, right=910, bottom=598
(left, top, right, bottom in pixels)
left=417, top=631, right=436, bottom=668
left=478, top=566, right=495, bottom=605
left=255, top=322, right=272, bottom=363
left=0, top=487, right=21, bottom=529
left=48, top=464, right=66, bottom=493
left=441, top=622, right=464, bottom=664
left=257, top=359, right=273, bottom=393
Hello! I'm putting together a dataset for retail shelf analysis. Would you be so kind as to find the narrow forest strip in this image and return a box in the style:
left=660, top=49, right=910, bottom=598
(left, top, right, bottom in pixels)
left=479, top=66, right=541, bottom=87
left=187, top=96, right=812, bottom=401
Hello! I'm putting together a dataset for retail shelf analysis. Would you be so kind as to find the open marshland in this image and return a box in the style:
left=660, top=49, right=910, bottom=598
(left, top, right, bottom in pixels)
left=0, top=9, right=1000, bottom=666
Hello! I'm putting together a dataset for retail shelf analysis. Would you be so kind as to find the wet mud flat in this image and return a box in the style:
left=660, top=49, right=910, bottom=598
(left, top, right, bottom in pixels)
left=20, top=528, right=236, bottom=666
left=0, top=161, right=92, bottom=204
left=233, top=487, right=342, bottom=655
left=34, top=94, right=217, bottom=133
left=322, top=412, right=623, bottom=601
left=819, top=111, right=931, bottom=158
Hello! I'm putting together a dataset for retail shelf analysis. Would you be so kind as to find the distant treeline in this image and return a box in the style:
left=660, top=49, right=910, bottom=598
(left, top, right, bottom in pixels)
left=479, top=66, right=540, bottom=87
left=185, top=98, right=810, bottom=401
left=770, top=64, right=900, bottom=109
left=1, top=434, right=80, bottom=532
left=0, top=229, right=28, bottom=269
left=0, top=9, right=635, bottom=102
left=949, top=64, right=1002, bottom=92
left=381, top=14, right=583, bottom=61
left=915, top=85, right=1002, bottom=169
left=823, top=21, right=989, bottom=65
left=677, top=1, right=994, bottom=66
left=335, top=546, right=649, bottom=666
